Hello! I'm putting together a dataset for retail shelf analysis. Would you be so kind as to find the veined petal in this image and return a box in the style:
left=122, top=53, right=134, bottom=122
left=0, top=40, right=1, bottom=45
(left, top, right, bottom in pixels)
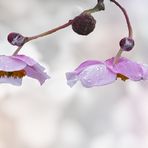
left=0, top=55, right=26, bottom=71
left=0, top=77, right=22, bottom=86
left=106, top=57, right=143, bottom=81
left=79, top=64, right=116, bottom=87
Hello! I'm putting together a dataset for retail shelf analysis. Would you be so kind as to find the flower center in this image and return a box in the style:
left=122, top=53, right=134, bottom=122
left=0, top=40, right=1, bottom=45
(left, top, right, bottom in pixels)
left=117, top=73, right=129, bottom=81
left=0, top=70, right=26, bottom=78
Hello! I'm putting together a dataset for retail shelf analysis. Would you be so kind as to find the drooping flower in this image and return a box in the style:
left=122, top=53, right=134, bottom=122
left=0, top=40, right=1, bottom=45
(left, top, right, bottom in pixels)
left=0, top=55, right=49, bottom=86
left=66, top=57, right=148, bottom=88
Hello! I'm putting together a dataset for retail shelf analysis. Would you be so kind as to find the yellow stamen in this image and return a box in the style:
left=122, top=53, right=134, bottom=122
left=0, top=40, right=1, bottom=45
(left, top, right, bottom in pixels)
left=0, top=70, right=26, bottom=78
left=117, top=73, right=129, bottom=81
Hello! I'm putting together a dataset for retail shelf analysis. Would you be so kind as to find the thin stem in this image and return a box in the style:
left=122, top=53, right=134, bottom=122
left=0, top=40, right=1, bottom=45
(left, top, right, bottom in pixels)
left=27, top=20, right=73, bottom=41
left=12, top=20, right=73, bottom=55
left=111, top=0, right=133, bottom=64
left=12, top=1, right=105, bottom=56
left=12, top=46, right=23, bottom=55
left=83, top=2, right=105, bottom=14
left=110, top=0, right=133, bottom=38
left=113, top=48, right=122, bottom=64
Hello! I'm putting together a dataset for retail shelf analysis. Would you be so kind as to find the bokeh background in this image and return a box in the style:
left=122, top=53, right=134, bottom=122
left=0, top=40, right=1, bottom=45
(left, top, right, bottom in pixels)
left=0, top=0, right=148, bottom=148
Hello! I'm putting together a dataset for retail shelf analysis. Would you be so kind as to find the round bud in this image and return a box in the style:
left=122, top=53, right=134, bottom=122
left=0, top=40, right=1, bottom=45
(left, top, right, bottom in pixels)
left=7, top=32, right=27, bottom=46
left=119, top=37, right=135, bottom=51
left=72, top=13, right=96, bottom=35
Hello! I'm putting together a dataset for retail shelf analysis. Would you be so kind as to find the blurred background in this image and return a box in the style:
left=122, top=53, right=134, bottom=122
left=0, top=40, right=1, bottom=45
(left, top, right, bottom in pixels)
left=0, top=0, right=148, bottom=148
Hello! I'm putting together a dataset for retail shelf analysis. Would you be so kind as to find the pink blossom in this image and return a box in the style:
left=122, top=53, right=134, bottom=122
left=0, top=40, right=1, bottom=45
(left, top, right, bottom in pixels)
left=0, top=55, right=49, bottom=86
left=66, top=57, right=148, bottom=88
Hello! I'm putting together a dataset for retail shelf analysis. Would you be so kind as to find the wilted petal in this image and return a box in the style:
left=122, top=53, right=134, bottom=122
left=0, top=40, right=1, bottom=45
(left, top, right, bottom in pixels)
left=141, top=64, right=148, bottom=80
left=25, top=65, right=49, bottom=85
left=79, top=64, right=116, bottom=87
left=0, top=77, right=22, bottom=86
left=66, top=72, right=78, bottom=87
left=31, top=62, right=46, bottom=72
left=0, top=56, right=26, bottom=71
left=106, top=57, right=143, bottom=81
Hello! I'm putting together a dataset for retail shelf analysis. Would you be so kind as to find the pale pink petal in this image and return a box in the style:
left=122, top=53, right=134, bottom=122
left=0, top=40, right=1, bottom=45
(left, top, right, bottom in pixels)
left=25, top=65, right=49, bottom=85
left=0, top=55, right=50, bottom=86
left=0, top=77, right=22, bottom=86
left=106, top=57, right=143, bottom=81
left=12, top=55, right=36, bottom=66
left=75, top=60, right=103, bottom=74
left=140, top=64, right=148, bottom=80
left=66, top=72, right=78, bottom=87
left=79, top=64, right=116, bottom=87
left=66, top=61, right=116, bottom=88
left=0, top=55, right=26, bottom=71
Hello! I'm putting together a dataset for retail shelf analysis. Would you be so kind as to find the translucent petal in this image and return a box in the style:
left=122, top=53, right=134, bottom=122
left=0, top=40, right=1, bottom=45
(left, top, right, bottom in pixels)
left=0, top=77, right=22, bottom=86
left=79, top=64, right=116, bottom=87
left=12, top=55, right=36, bottom=66
left=25, top=65, right=49, bottom=85
left=0, top=55, right=26, bottom=71
left=75, top=60, right=103, bottom=74
left=66, top=72, right=78, bottom=87
left=106, top=57, right=143, bottom=81
left=141, top=64, right=148, bottom=80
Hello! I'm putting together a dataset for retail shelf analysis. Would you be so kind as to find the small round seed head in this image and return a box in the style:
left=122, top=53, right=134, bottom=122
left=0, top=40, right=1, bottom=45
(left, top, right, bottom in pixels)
left=7, top=32, right=27, bottom=47
left=119, top=37, right=135, bottom=51
left=72, top=13, right=96, bottom=35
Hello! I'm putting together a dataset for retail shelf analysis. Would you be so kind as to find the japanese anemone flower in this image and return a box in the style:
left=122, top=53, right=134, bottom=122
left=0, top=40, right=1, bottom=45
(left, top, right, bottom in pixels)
left=0, top=55, right=49, bottom=86
left=66, top=57, right=148, bottom=88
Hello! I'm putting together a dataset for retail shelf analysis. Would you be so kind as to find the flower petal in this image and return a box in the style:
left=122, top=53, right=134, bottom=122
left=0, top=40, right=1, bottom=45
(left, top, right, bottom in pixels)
left=0, top=77, right=22, bottom=86
left=25, top=64, right=49, bottom=85
left=12, top=55, right=36, bottom=66
left=141, top=64, right=148, bottom=80
left=79, top=64, right=116, bottom=87
left=106, top=57, right=143, bottom=81
left=0, top=55, right=26, bottom=71
left=75, top=60, right=103, bottom=74
left=66, top=72, right=78, bottom=87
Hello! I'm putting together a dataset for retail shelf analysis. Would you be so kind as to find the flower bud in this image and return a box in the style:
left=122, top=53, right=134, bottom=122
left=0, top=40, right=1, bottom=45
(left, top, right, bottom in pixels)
left=7, top=32, right=27, bottom=46
left=119, top=37, right=135, bottom=51
left=72, top=13, right=96, bottom=35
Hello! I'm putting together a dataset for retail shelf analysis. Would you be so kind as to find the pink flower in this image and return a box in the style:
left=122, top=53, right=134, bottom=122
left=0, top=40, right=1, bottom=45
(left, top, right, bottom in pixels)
left=0, top=55, right=49, bottom=86
left=66, top=57, right=148, bottom=88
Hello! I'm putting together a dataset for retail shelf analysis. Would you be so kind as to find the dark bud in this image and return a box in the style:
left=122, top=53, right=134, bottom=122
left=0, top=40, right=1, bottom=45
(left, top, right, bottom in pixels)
left=7, top=32, right=27, bottom=46
left=119, top=37, right=135, bottom=51
left=72, top=14, right=96, bottom=35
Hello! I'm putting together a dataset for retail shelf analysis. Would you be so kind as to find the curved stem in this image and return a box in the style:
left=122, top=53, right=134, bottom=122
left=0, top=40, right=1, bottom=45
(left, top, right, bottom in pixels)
left=27, top=20, right=73, bottom=42
left=111, top=0, right=133, bottom=38
left=12, top=20, right=73, bottom=55
left=111, top=0, right=133, bottom=64
left=12, top=1, right=105, bottom=56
